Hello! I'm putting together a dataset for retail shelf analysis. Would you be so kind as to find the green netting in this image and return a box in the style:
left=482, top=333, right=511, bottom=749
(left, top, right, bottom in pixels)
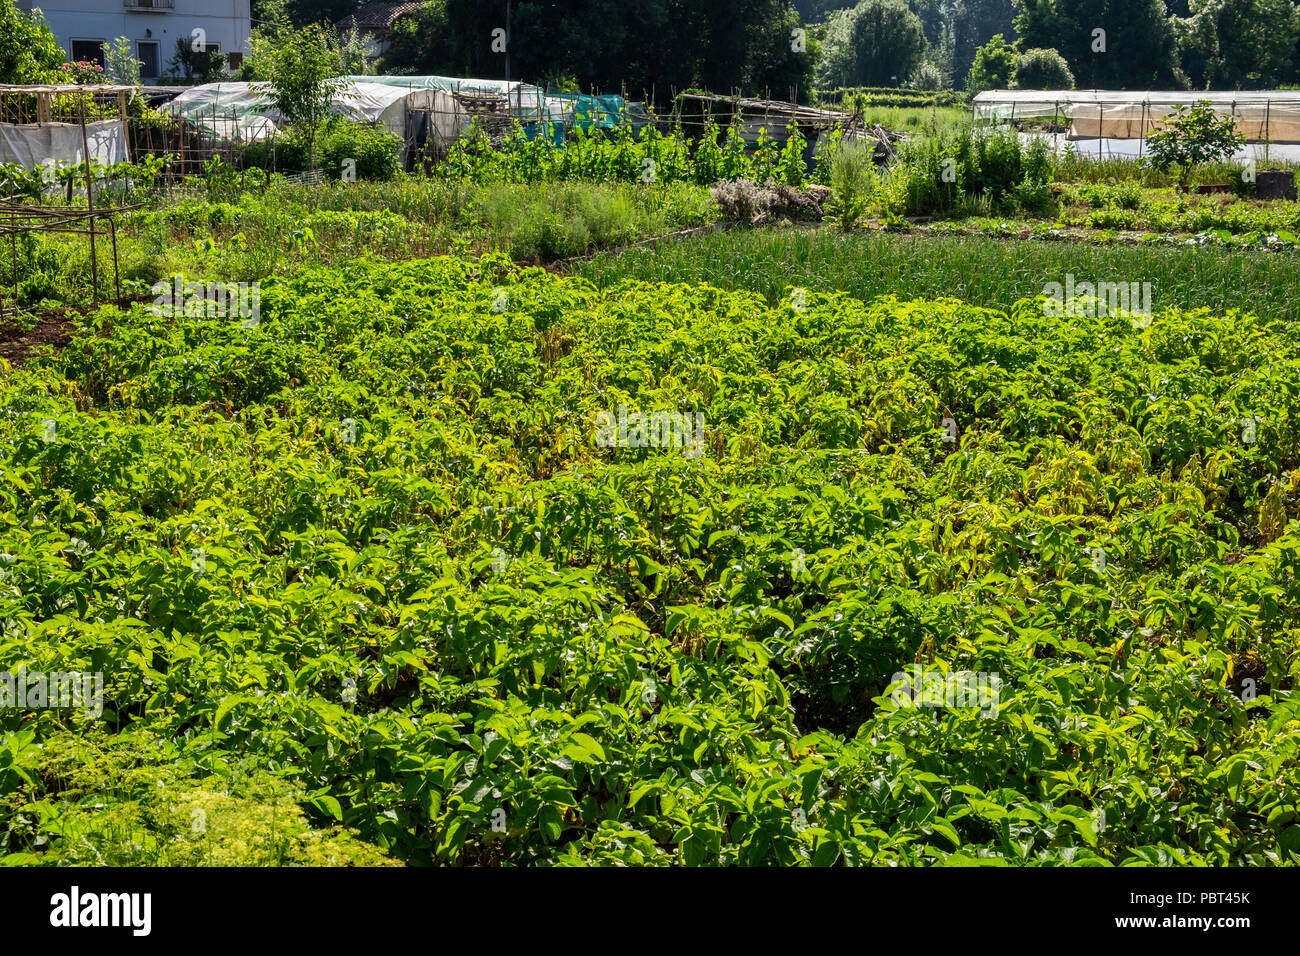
left=549, top=93, right=621, bottom=131
left=542, top=93, right=652, bottom=138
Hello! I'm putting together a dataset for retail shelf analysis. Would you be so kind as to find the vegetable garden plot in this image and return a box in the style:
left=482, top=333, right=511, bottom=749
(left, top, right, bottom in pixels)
left=0, top=255, right=1297, bottom=865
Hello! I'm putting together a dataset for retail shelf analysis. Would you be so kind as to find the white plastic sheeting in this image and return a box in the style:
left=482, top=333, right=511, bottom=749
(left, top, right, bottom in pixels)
left=331, top=81, right=466, bottom=141
left=545, top=94, right=577, bottom=128
left=1020, top=132, right=1300, bottom=163
left=163, top=79, right=473, bottom=147
left=973, top=90, right=1300, bottom=142
left=163, top=82, right=277, bottom=141
left=342, top=75, right=551, bottom=124
left=0, top=119, right=129, bottom=170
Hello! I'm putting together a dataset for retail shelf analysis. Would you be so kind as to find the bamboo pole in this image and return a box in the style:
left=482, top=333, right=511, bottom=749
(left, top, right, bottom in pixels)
left=108, top=214, right=121, bottom=301
left=118, top=90, right=130, bottom=162
left=2, top=204, right=11, bottom=321
left=78, top=93, right=100, bottom=305
left=8, top=196, right=16, bottom=311
left=1139, top=101, right=1147, bottom=161
left=1265, top=98, right=1271, bottom=163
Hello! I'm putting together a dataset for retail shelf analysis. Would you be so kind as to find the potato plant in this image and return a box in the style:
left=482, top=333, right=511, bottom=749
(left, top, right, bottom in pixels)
left=0, top=255, right=1297, bottom=865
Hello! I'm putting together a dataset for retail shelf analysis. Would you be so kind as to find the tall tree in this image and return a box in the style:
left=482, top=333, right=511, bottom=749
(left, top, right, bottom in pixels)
left=817, top=0, right=930, bottom=87
left=379, top=0, right=814, bottom=105
left=907, top=0, right=954, bottom=45
left=1012, top=46, right=1075, bottom=87
left=1177, top=0, right=1300, bottom=89
left=254, top=24, right=345, bottom=167
left=253, top=0, right=363, bottom=29
left=1014, top=0, right=1181, bottom=87
left=953, top=0, right=1017, bottom=85
left=966, top=32, right=1017, bottom=91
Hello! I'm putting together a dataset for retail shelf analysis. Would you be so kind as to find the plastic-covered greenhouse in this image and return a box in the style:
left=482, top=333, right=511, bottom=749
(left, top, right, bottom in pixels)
left=162, top=82, right=279, bottom=142
left=972, top=90, right=1300, bottom=142
left=162, top=79, right=479, bottom=167
left=165, top=76, right=555, bottom=144
left=341, top=75, right=551, bottom=126
left=351, top=79, right=645, bottom=140
left=162, top=77, right=652, bottom=158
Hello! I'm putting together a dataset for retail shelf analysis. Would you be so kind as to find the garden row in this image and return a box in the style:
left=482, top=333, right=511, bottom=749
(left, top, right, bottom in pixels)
left=1, top=255, right=1297, bottom=864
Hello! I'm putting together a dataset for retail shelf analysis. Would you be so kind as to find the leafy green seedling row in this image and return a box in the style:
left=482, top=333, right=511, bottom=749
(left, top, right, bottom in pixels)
left=1, top=254, right=1297, bottom=865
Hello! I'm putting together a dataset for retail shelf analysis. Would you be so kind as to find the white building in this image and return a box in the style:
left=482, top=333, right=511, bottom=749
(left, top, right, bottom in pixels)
left=335, top=1, right=423, bottom=61
left=18, top=1, right=250, bottom=83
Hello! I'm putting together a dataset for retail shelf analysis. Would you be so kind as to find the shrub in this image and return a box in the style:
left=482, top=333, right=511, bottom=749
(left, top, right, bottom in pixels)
left=235, top=121, right=400, bottom=180
left=1022, top=134, right=1053, bottom=187
left=1144, top=101, right=1246, bottom=192
left=104, top=37, right=142, bottom=87
left=710, top=180, right=828, bottom=224
left=1012, top=48, right=1075, bottom=90
left=894, top=132, right=962, bottom=216
left=910, top=62, right=946, bottom=92
left=1013, top=137, right=1056, bottom=215
left=959, top=126, right=1024, bottom=201
left=0, top=5, right=64, bottom=84
left=317, top=121, right=401, bottom=181
left=238, top=129, right=309, bottom=174
left=894, top=125, right=1056, bottom=217
left=824, top=141, right=876, bottom=230
left=1013, top=179, right=1055, bottom=216
left=966, top=34, right=1016, bottom=95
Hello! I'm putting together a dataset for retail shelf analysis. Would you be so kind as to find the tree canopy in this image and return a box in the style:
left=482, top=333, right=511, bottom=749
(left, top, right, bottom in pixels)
left=967, top=32, right=1017, bottom=92
left=1013, top=46, right=1075, bottom=88
left=1013, top=0, right=1182, bottom=87
left=246, top=0, right=1300, bottom=94
left=818, top=0, right=929, bottom=88
left=1177, top=0, right=1300, bottom=89
left=377, top=0, right=814, bottom=104
left=0, top=3, right=64, bottom=85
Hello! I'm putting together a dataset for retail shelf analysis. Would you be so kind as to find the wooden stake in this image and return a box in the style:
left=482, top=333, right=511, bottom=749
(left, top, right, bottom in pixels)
left=108, top=214, right=121, bottom=301
left=118, top=90, right=130, bottom=162
left=78, top=93, right=100, bottom=305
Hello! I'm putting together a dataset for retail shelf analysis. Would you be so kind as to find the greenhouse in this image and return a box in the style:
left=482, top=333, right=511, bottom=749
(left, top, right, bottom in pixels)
left=972, top=89, right=1300, bottom=142
left=164, top=76, right=555, bottom=146
left=162, top=82, right=283, bottom=143
left=162, top=80, right=470, bottom=163
left=158, top=77, right=658, bottom=159
left=341, top=75, right=551, bottom=127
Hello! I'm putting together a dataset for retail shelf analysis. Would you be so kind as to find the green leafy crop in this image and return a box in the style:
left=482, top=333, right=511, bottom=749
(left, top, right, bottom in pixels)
left=1, top=255, right=1297, bottom=866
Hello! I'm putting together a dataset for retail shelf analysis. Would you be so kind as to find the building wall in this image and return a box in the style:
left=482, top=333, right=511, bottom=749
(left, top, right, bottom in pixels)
left=20, top=1, right=250, bottom=83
